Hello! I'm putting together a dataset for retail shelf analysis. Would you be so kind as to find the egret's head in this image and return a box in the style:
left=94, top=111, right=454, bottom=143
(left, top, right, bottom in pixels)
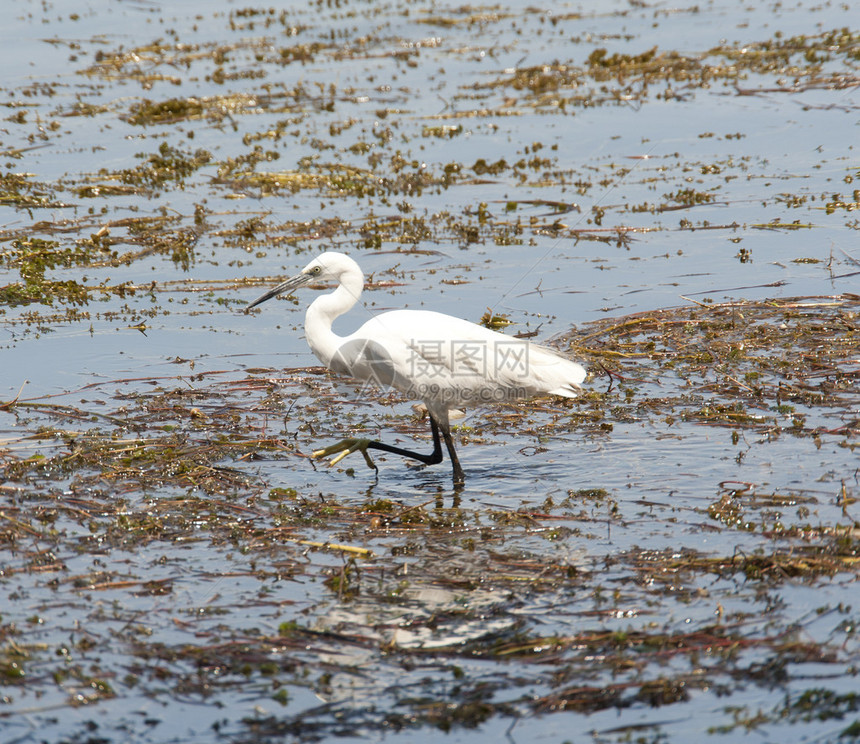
left=245, top=252, right=360, bottom=312
left=301, top=253, right=350, bottom=284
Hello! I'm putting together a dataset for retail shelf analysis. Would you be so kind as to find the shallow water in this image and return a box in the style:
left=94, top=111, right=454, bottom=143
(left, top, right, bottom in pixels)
left=1, top=1, right=858, bottom=743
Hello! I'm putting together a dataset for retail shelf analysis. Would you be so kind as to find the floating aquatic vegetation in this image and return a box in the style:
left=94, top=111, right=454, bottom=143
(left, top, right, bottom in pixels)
left=1, top=2, right=859, bottom=742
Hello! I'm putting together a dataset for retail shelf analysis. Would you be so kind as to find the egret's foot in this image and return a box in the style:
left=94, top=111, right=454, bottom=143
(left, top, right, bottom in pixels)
left=312, top=438, right=378, bottom=471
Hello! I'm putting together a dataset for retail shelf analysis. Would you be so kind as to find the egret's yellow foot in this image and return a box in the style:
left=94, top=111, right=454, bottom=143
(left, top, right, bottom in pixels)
left=312, top=438, right=377, bottom=471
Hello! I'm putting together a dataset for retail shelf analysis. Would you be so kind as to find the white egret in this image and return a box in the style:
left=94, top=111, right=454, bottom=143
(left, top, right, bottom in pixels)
left=246, top=252, right=586, bottom=485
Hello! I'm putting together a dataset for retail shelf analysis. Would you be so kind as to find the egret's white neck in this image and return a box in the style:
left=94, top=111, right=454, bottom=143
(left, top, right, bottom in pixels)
left=304, top=266, right=364, bottom=366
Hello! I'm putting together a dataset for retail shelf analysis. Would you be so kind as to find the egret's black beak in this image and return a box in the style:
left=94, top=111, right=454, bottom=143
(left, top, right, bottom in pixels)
left=245, top=272, right=311, bottom=312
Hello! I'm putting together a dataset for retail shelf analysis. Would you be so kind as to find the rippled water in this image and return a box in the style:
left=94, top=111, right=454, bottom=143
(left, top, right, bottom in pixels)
left=1, top=1, right=858, bottom=742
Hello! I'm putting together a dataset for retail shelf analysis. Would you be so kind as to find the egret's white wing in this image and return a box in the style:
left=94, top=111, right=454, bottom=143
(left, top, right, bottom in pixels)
left=343, top=310, right=585, bottom=406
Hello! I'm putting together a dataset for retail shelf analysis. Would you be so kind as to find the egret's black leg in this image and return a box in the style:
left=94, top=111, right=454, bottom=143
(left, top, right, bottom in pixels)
left=438, top=422, right=465, bottom=486
left=312, top=415, right=465, bottom=485
left=362, top=415, right=444, bottom=466
left=313, top=415, right=444, bottom=468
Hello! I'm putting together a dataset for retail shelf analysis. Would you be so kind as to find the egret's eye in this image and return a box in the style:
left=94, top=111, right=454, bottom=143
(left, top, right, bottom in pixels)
left=310, top=266, right=322, bottom=276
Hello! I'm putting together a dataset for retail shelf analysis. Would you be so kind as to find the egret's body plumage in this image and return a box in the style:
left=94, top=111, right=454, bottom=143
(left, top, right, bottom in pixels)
left=247, top=251, right=586, bottom=485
